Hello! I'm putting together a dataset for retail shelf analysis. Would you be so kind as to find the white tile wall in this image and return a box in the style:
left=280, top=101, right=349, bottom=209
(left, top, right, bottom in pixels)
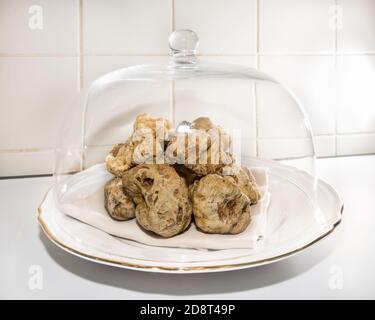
left=0, top=57, right=79, bottom=150
left=337, top=0, right=375, bottom=52
left=199, top=56, right=257, bottom=68
left=174, top=79, right=257, bottom=139
left=337, top=133, right=375, bottom=156
left=0, top=0, right=374, bottom=176
left=259, top=0, right=335, bottom=53
left=314, top=135, right=336, bottom=157
left=0, top=150, right=54, bottom=177
left=84, top=56, right=169, bottom=87
left=0, top=0, right=79, bottom=55
left=337, top=55, right=375, bottom=134
left=83, top=0, right=171, bottom=55
left=259, top=55, right=337, bottom=136
left=175, top=0, right=257, bottom=54
left=256, top=82, right=310, bottom=139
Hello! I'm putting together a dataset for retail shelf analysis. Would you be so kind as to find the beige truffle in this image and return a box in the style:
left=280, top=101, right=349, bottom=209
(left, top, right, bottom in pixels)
left=122, top=164, right=192, bottom=238
left=105, top=140, right=134, bottom=177
left=221, top=165, right=260, bottom=205
left=104, top=177, right=135, bottom=221
left=191, top=117, right=231, bottom=150
left=133, top=113, right=172, bottom=139
left=165, top=117, right=234, bottom=176
left=191, top=117, right=215, bottom=131
left=188, top=141, right=234, bottom=176
left=190, top=174, right=251, bottom=234
left=105, top=113, right=172, bottom=177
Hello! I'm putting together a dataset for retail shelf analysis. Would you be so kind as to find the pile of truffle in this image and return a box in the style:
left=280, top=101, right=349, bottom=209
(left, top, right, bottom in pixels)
left=104, top=113, right=260, bottom=238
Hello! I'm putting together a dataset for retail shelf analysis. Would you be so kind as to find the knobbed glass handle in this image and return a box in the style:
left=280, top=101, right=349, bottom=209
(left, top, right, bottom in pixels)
left=169, top=29, right=199, bottom=64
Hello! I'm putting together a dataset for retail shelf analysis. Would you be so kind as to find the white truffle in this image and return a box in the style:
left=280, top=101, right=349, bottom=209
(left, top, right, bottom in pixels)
left=122, top=164, right=192, bottom=238
left=104, top=177, right=135, bottom=221
left=165, top=117, right=234, bottom=176
left=105, top=113, right=172, bottom=177
left=190, top=174, right=251, bottom=234
left=221, top=165, right=260, bottom=204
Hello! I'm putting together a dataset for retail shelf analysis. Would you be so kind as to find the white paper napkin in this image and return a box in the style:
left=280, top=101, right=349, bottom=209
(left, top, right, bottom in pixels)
left=60, top=164, right=270, bottom=250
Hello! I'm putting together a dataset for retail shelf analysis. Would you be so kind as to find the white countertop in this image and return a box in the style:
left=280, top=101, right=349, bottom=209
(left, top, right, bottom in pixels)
left=0, top=155, right=374, bottom=299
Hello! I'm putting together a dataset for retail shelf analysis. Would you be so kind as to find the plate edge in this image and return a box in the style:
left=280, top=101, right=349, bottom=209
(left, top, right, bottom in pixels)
left=37, top=185, right=344, bottom=273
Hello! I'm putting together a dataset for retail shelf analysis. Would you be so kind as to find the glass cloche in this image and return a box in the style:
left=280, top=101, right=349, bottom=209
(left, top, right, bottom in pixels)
left=39, top=30, right=342, bottom=272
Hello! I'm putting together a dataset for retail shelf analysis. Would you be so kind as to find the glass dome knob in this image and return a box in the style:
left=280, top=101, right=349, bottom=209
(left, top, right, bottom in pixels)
left=169, top=29, right=199, bottom=64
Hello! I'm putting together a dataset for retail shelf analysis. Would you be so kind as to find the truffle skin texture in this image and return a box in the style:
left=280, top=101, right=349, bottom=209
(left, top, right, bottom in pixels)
left=105, top=114, right=172, bottom=177
left=221, top=165, right=260, bottom=205
left=122, top=164, right=192, bottom=238
left=105, top=140, right=134, bottom=177
left=133, top=113, right=172, bottom=139
left=165, top=116, right=234, bottom=176
left=191, top=117, right=231, bottom=150
left=188, top=142, right=234, bottom=176
left=104, top=177, right=136, bottom=221
left=190, top=174, right=251, bottom=234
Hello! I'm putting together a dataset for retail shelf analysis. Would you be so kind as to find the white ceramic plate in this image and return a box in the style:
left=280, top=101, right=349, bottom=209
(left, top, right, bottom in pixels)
left=38, top=160, right=343, bottom=273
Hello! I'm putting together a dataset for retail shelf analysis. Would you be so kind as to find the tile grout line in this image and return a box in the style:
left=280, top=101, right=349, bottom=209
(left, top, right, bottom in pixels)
left=0, top=173, right=53, bottom=180
left=171, top=0, right=175, bottom=32
left=255, top=0, right=260, bottom=157
left=2, top=52, right=375, bottom=58
left=171, top=0, right=176, bottom=125
left=0, top=53, right=79, bottom=57
left=1, top=131, right=373, bottom=153
left=0, top=148, right=54, bottom=154
left=79, top=0, right=84, bottom=89
left=334, top=0, right=338, bottom=53
left=171, top=81, right=176, bottom=126
left=334, top=131, right=375, bottom=136
left=256, top=0, right=260, bottom=57
left=334, top=0, right=339, bottom=156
